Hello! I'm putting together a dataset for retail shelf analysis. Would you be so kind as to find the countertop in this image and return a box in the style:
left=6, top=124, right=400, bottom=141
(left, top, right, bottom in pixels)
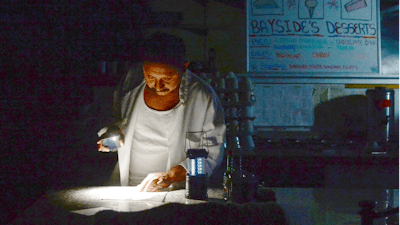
left=225, top=141, right=399, bottom=189
left=9, top=187, right=210, bottom=224
left=10, top=186, right=397, bottom=225
left=245, top=139, right=399, bottom=157
left=9, top=186, right=286, bottom=225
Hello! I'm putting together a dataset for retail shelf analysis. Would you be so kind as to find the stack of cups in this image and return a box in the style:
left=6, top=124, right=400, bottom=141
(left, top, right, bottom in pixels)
left=237, top=75, right=256, bottom=152
left=212, top=72, right=256, bottom=153
left=209, top=72, right=257, bottom=204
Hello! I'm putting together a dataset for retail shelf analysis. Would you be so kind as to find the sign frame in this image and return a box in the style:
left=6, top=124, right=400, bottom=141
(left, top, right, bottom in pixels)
left=246, top=0, right=391, bottom=78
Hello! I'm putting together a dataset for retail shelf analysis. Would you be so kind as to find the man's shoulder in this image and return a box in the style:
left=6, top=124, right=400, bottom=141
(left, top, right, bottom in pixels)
left=121, top=82, right=145, bottom=105
left=124, top=82, right=142, bottom=95
left=186, top=72, right=215, bottom=97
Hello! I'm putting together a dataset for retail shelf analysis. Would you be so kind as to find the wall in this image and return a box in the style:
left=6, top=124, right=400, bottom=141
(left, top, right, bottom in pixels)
left=145, top=0, right=247, bottom=73
left=253, top=83, right=399, bottom=142
left=80, top=0, right=397, bottom=139
left=145, top=0, right=398, bottom=75
left=145, top=0, right=398, bottom=142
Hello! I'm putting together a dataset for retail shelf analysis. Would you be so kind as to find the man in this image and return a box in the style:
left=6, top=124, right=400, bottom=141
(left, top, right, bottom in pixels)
left=97, top=33, right=226, bottom=192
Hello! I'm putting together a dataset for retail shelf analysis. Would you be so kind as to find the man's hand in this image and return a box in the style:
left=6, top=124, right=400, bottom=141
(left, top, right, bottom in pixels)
left=97, top=139, right=124, bottom=152
left=138, top=165, right=187, bottom=192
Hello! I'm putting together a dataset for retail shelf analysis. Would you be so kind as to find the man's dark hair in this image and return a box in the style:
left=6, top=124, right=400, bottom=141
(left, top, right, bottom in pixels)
left=139, top=32, right=186, bottom=70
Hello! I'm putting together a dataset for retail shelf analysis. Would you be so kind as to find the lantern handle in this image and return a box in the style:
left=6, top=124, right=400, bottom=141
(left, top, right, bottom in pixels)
left=184, top=131, right=210, bottom=155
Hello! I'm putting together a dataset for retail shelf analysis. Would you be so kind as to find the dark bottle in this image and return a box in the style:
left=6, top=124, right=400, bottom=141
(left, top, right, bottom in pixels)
left=223, top=151, right=233, bottom=202
left=230, top=150, right=246, bottom=204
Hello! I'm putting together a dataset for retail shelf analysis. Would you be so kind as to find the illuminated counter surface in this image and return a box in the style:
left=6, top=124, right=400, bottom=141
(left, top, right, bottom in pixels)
left=9, top=186, right=231, bottom=224
left=11, top=186, right=396, bottom=225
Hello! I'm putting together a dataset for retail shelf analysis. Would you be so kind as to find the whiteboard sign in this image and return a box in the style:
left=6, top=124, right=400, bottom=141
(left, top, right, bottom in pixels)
left=247, top=0, right=380, bottom=74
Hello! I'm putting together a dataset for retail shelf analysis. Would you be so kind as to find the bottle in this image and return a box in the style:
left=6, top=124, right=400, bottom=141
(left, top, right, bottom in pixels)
left=223, top=151, right=233, bottom=202
left=231, top=150, right=246, bottom=203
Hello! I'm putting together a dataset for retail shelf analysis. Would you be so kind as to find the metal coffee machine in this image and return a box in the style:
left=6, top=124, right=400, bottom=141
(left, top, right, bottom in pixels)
left=366, top=87, right=395, bottom=151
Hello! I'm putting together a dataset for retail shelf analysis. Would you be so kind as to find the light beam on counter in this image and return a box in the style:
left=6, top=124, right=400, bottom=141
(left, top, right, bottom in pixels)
left=66, top=186, right=168, bottom=201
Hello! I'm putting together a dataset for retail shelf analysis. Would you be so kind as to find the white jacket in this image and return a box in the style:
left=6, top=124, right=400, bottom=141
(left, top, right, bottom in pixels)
left=100, top=70, right=226, bottom=186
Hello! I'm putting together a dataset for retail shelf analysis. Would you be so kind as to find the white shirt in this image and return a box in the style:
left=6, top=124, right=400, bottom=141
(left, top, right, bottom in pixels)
left=129, top=87, right=182, bottom=185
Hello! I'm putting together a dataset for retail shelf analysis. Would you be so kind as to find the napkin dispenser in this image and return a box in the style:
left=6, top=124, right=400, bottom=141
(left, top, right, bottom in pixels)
left=366, top=87, right=395, bottom=148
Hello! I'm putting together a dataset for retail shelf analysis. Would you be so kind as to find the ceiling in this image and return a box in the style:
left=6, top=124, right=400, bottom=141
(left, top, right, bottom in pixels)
left=195, top=0, right=399, bottom=12
left=378, top=0, right=399, bottom=11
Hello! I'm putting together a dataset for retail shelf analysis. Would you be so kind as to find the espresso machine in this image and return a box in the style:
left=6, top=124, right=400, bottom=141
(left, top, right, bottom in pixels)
left=366, top=87, right=396, bottom=151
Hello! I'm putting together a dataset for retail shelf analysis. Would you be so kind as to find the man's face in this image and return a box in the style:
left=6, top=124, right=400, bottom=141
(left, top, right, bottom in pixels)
left=143, top=62, right=182, bottom=96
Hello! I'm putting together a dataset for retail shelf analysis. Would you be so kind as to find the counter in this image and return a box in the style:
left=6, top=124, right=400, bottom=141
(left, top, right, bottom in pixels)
left=230, top=142, right=399, bottom=189
left=9, top=186, right=286, bottom=225
left=10, top=186, right=397, bottom=225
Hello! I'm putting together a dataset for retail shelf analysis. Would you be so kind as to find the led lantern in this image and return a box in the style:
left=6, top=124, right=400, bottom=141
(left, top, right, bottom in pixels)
left=185, top=131, right=209, bottom=201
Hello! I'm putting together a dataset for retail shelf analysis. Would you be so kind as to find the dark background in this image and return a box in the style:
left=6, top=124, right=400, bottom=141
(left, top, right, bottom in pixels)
left=1, top=2, right=149, bottom=223
left=1, top=1, right=214, bottom=223
left=1, top=0, right=398, bottom=224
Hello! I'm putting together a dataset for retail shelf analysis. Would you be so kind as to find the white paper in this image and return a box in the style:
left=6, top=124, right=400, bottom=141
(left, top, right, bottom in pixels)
left=117, top=201, right=165, bottom=212
left=98, top=187, right=167, bottom=201
left=254, top=84, right=314, bottom=126
left=69, top=187, right=168, bottom=201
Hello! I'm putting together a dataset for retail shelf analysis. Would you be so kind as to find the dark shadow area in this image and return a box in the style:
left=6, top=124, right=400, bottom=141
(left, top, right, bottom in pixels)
left=0, top=68, right=120, bottom=224
left=0, top=59, right=124, bottom=224
left=0, top=1, right=147, bottom=222
left=93, top=202, right=287, bottom=225
left=247, top=94, right=398, bottom=189
left=312, top=95, right=368, bottom=143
